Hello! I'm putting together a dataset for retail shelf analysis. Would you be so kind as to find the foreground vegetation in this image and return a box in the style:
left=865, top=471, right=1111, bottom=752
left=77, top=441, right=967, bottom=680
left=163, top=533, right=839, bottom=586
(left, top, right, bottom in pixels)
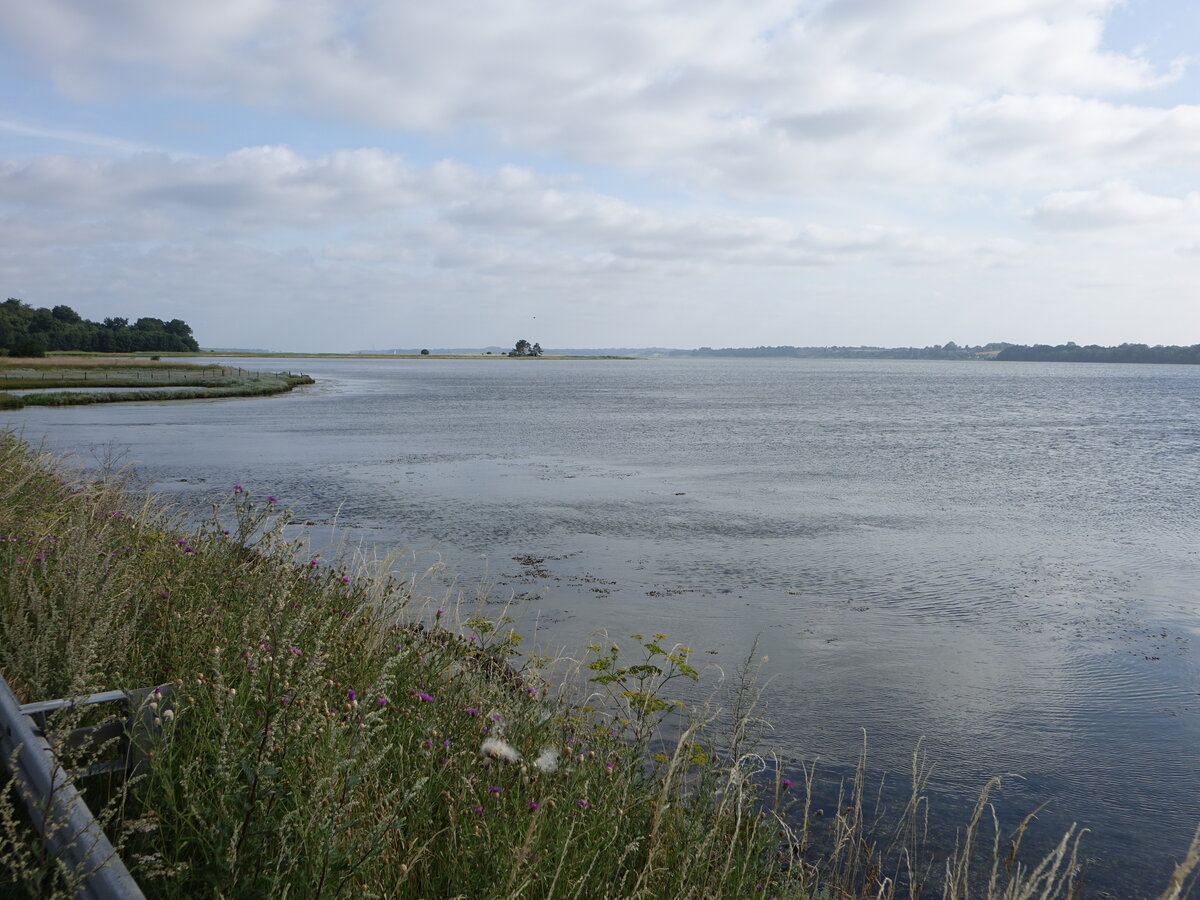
left=0, top=357, right=312, bottom=409
left=1, top=436, right=1197, bottom=898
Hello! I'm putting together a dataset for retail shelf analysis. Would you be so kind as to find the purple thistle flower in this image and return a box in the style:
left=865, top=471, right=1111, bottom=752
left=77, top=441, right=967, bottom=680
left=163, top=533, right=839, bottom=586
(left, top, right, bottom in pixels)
left=464, top=707, right=480, bottom=716
left=341, top=575, right=351, bottom=584
left=489, top=785, right=501, bottom=794
left=347, top=689, right=357, bottom=702
left=528, top=801, right=540, bottom=811
left=376, top=696, right=388, bottom=706
left=472, top=805, right=484, bottom=815
left=576, top=799, right=591, bottom=809
left=413, top=691, right=435, bottom=702
left=233, top=484, right=244, bottom=493
left=781, top=777, right=793, bottom=791
left=266, top=496, right=277, bottom=504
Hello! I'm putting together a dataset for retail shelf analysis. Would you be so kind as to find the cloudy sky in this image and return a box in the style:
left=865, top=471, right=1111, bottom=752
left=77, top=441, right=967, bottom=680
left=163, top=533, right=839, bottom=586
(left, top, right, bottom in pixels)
left=1, top=1, right=1199, bottom=351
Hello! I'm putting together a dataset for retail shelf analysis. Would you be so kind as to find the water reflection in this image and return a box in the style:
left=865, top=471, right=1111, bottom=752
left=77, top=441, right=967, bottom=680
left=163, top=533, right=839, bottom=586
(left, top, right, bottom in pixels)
left=3, top=356, right=1198, bottom=897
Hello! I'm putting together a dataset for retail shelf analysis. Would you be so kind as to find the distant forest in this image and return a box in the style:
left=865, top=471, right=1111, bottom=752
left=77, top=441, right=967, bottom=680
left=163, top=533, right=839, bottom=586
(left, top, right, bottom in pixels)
left=678, top=341, right=1200, bottom=364
left=993, top=342, right=1200, bottom=364
left=1, top=298, right=200, bottom=354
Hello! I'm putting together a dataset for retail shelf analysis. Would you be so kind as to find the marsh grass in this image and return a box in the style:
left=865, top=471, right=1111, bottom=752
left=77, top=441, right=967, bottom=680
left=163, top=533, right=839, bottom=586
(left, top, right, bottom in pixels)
left=0, top=433, right=1197, bottom=899
left=0, top=360, right=312, bottom=408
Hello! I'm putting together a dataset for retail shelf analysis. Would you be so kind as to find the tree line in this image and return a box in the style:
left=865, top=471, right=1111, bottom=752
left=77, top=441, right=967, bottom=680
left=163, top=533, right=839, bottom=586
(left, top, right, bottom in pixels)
left=678, top=342, right=1200, bottom=365
left=1, top=298, right=200, bottom=355
left=994, top=342, right=1200, bottom=365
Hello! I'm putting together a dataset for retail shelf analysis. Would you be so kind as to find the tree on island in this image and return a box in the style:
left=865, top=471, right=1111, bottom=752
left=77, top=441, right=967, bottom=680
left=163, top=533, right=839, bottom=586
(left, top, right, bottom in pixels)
left=508, top=339, right=543, bottom=357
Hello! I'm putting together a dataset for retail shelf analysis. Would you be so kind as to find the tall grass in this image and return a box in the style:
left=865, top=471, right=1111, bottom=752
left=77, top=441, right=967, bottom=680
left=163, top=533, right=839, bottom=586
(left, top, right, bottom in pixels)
left=0, top=432, right=1196, bottom=899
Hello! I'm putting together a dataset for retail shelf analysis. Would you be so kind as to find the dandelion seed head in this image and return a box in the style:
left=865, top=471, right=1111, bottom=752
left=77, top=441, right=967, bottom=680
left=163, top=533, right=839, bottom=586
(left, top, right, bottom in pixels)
left=532, top=747, right=560, bottom=774
left=481, top=737, right=521, bottom=764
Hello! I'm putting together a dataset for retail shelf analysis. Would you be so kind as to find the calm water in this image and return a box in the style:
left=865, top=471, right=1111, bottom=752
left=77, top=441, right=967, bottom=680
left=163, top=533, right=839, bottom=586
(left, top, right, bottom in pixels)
left=4, top=356, right=1198, bottom=896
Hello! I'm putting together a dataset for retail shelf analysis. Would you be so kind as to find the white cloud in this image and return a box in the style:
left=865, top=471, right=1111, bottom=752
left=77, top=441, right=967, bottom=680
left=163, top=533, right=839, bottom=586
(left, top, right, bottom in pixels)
left=0, top=146, right=1013, bottom=275
left=0, top=1, right=1191, bottom=193
left=1028, top=180, right=1197, bottom=230
left=952, top=94, right=1200, bottom=186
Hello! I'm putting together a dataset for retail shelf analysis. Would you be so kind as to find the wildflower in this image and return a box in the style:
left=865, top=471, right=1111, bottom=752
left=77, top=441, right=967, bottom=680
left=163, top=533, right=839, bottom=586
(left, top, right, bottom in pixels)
left=489, top=785, right=501, bottom=794
left=309, top=558, right=320, bottom=567
left=347, top=689, right=358, bottom=703
left=576, top=799, right=590, bottom=809
left=481, top=737, right=521, bottom=763
left=436, top=608, right=443, bottom=619
left=464, top=707, right=480, bottom=716
left=290, top=646, right=302, bottom=656
left=472, top=806, right=484, bottom=815
left=341, top=576, right=351, bottom=584
left=532, top=748, right=560, bottom=774
left=413, top=691, right=435, bottom=703
left=528, top=801, right=540, bottom=812
left=781, top=777, right=793, bottom=791
left=376, top=696, right=388, bottom=706
left=266, top=496, right=277, bottom=504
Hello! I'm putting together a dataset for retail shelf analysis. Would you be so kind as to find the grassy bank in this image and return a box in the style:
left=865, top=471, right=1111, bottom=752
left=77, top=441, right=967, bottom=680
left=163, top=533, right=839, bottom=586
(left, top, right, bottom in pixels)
left=0, top=357, right=313, bottom=408
left=1, top=435, right=1196, bottom=898
left=0, top=435, right=803, bottom=898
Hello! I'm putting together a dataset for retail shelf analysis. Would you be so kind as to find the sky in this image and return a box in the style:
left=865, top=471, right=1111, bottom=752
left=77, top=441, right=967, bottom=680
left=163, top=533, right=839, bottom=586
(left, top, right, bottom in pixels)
left=1, top=1, right=1199, bottom=352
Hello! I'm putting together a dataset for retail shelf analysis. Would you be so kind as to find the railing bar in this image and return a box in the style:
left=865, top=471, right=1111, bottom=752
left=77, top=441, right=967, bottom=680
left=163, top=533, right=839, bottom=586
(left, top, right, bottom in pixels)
left=0, top=674, right=147, bottom=899
left=20, top=689, right=132, bottom=715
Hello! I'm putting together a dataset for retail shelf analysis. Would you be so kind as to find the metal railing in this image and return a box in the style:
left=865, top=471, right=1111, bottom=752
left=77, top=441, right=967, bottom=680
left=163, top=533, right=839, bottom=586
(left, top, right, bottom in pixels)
left=0, top=673, right=168, bottom=899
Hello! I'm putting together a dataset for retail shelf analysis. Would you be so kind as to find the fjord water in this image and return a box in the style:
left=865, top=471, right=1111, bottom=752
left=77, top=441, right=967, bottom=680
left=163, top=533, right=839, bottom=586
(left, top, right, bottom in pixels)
left=5, top=356, right=1198, bottom=895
